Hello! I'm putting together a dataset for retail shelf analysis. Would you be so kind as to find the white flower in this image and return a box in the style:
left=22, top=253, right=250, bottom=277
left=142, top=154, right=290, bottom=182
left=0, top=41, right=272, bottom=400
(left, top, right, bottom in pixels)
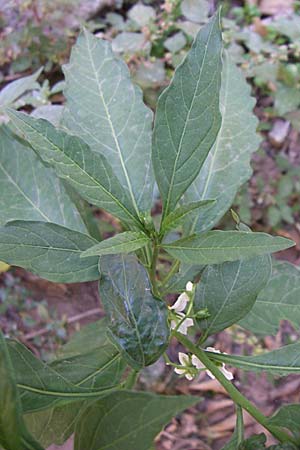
left=204, top=347, right=234, bottom=381
left=170, top=313, right=194, bottom=335
left=170, top=292, right=189, bottom=312
left=186, top=281, right=193, bottom=292
left=174, top=352, right=194, bottom=380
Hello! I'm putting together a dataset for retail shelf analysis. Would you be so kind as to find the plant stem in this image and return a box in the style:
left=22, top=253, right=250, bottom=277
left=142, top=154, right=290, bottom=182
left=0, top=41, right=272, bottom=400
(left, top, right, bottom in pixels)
left=149, top=239, right=160, bottom=297
left=174, top=332, right=297, bottom=446
left=160, top=260, right=180, bottom=293
left=123, top=369, right=139, bottom=389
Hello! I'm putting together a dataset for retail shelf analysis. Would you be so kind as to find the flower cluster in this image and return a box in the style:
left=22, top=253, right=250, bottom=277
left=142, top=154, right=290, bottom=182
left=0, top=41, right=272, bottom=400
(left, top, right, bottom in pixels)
left=169, top=281, right=194, bottom=334
left=174, top=348, right=234, bottom=381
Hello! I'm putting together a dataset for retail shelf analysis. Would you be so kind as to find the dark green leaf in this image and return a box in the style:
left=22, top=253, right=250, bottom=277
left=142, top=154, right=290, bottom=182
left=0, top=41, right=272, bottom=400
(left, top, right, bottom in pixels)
left=195, top=255, right=271, bottom=337
left=74, top=391, right=198, bottom=450
left=223, top=406, right=244, bottom=450
left=7, top=110, right=142, bottom=228
left=0, top=331, right=44, bottom=450
left=162, top=200, right=215, bottom=232
left=240, top=261, right=300, bottom=336
left=152, top=11, right=222, bottom=217
left=0, top=221, right=99, bottom=283
left=81, top=231, right=150, bottom=257
left=162, top=231, right=294, bottom=265
left=0, top=125, right=85, bottom=232
left=162, top=263, right=204, bottom=294
left=63, top=29, right=154, bottom=214
left=206, top=341, right=300, bottom=375
left=99, top=254, right=169, bottom=369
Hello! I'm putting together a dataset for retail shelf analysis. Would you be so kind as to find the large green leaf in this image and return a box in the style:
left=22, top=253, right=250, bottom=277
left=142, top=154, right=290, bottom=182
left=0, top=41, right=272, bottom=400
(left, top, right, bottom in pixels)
left=63, top=29, right=154, bottom=214
left=240, top=261, right=300, bottom=336
left=81, top=231, right=150, bottom=257
left=7, top=110, right=142, bottom=229
left=162, top=231, right=294, bottom=265
left=8, top=338, right=124, bottom=413
left=0, top=331, right=44, bottom=450
left=195, top=255, right=271, bottom=337
left=268, top=405, right=300, bottom=440
left=0, top=220, right=99, bottom=283
left=74, top=391, right=198, bottom=450
left=99, top=254, right=170, bottom=369
left=0, top=125, right=85, bottom=232
left=152, top=12, right=222, bottom=218
left=206, top=341, right=300, bottom=375
left=185, top=51, right=260, bottom=233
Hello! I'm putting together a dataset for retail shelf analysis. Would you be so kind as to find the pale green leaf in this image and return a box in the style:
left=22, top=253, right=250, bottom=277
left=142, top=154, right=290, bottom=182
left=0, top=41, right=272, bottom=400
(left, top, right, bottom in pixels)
left=195, top=255, right=271, bottom=337
left=0, top=332, right=44, bottom=450
left=206, top=341, right=300, bottom=375
left=152, top=12, right=222, bottom=217
left=81, top=231, right=150, bottom=257
left=0, top=125, right=86, bottom=232
left=185, top=51, right=261, bottom=233
left=162, top=231, right=294, bottom=265
left=0, top=221, right=99, bottom=283
left=99, top=254, right=169, bottom=369
left=181, top=0, right=210, bottom=23
left=74, top=391, right=198, bottom=450
left=0, top=68, right=42, bottom=107
left=63, top=29, right=154, bottom=213
left=239, top=261, right=300, bottom=336
left=128, top=4, right=155, bottom=27
left=7, top=110, right=142, bottom=229
left=162, top=200, right=215, bottom=232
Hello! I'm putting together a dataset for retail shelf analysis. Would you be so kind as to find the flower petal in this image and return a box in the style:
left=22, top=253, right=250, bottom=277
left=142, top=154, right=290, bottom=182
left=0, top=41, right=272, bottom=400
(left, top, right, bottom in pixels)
left=170, top=292, right=189, bottom=312
left=177, top=317, right=194, bottom=335
left=178, top=352, right=189, bottom=366
left=185, top=373, right=194, bottom=381
left=174, top=368, right=186, bottom=375
left=206, top=346, right=221, bottom=354
left=186, top=281, right=193, bottom=292
left=191, top=354, right=205, bottom=370
left=221, top=364, right=234, bottom=381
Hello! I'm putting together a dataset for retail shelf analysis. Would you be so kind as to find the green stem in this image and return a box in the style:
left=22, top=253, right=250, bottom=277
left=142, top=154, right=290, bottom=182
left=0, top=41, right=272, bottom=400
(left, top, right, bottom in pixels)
left=160, top=260, right=180, bottom=293
left=123, top=369, right=139, bottom=389
left=149, top=240, right=160, bottom=297
left=174, top=332, right=296, bottom=446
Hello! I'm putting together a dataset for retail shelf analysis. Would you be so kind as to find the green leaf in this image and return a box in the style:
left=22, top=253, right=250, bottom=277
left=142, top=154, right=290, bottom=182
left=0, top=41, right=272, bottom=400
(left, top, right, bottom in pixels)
left=152, top=11, right=222, bottom=217
left=8, top=336, right=124, bottom=413
left=99, top=254, right=170, bottom=369
left=162, top=200, right=215, bottom=232
left=7, top=110, right=142, bottom=229
left=74, top=391, right=198, bottom=450
left=268, top=405, right=300, bottom=440
left=162, top=263, right=204, bottom=294
left=0, top=331, right=44, bottom=450
left=223, top=406, right=244, bottom=450
left=162, top=231, right=294, bottom=265
left=240, top=261, right=300, bottom=336
left=0, top=125, right=86, bottom=232
left=0, top=220, right=99, bottom=283
left=63, top=29, right=154, bottom=214
left=0, top=68, right=42, bottom=107
left=185, top=51, right=261, bottom=234
left=206, top=341, right=300, bottom=375
left=81, top=231, right=150, bottom=257
left=194, top=255, right=271, bottom=337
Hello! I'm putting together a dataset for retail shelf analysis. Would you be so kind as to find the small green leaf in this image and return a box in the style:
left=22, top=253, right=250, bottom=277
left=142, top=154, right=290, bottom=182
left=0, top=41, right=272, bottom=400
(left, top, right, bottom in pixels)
left=0, top=125, right=86, bottom=232
left=268, top=405, right=300, bottom=439
left=74, top=391, right=198, bottom=450
left=162, top=200, right=215, bottom=232
left=194, top=255, right=271, bottom=337
left=223, top=406, right=244, bottom=450
left=0, top=68, right=42, bottom=107
left=162, top=231, right=294, bottom=265
left=7, top=110, right=142, bottom=229
left=0, top=331, right=44, bottom=450
left=81, top=231, right=150, bottom=257
left=152, top=11, right=222, bottom=217
left=206, top=341, right=300, bottom=375
left=0, top=221, right=99, bottom=283
left=162, top=263, right=204, bottom=294
left=99, top=254, right=170, bottom=369
left=63, top=29, right=154, bottom=214
left=240, top=261, right=300, bottom=336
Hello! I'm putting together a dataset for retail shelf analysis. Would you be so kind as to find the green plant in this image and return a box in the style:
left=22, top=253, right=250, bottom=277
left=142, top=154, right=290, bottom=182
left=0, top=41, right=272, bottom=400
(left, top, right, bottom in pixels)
left=0, top=11, right=299, bottom=450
